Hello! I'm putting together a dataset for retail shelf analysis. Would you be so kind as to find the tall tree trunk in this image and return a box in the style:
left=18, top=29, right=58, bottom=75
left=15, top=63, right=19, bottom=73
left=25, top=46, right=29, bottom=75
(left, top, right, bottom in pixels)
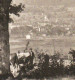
left=0, top=0, right=10, bottom=74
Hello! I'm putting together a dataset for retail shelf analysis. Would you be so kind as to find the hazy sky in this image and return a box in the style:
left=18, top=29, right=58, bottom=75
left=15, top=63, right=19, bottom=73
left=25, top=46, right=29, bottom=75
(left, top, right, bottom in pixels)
left=13, top=0, right=75, bottom=6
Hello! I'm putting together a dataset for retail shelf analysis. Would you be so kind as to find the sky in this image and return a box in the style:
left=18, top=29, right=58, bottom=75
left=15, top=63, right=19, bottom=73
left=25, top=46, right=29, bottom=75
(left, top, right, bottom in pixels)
left=13, top=0, right=75, bottom=6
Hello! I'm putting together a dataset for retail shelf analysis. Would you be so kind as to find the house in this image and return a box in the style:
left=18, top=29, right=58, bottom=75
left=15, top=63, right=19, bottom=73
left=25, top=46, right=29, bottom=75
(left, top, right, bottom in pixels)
left=26, top=34, right=31, bottom=40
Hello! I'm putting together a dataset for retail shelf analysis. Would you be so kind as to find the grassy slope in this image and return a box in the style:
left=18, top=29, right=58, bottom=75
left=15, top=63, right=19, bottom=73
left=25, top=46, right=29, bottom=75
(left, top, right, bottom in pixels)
left=9, top=36, right=75, bottom=55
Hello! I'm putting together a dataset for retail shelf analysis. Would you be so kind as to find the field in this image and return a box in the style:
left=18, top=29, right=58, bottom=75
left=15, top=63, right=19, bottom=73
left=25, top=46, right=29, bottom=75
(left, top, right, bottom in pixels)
left=22, top=76, right=75, bottom=80
left=9, top=36, right=75, bottom=55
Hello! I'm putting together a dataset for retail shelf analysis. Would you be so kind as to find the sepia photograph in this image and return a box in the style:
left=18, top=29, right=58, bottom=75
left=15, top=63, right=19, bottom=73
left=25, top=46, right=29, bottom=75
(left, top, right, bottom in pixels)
left=0, top=0, right=75, bottom=80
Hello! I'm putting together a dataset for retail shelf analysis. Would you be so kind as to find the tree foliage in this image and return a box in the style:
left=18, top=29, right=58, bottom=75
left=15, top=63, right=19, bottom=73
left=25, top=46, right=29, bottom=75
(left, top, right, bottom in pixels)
left=0, top=0, right=24, bottom=23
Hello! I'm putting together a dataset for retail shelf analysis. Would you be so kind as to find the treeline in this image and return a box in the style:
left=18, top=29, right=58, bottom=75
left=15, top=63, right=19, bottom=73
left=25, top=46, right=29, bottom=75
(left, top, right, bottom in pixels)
left=3, top=48, right=75, bottom=80
left=20, top=49, right=75, bottom=79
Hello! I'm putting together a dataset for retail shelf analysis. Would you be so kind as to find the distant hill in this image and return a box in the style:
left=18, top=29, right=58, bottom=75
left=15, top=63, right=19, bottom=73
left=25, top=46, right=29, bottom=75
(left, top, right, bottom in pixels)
left=10, top=5, right=75, bottom=38
left=10, top=23, right=75, bottom=38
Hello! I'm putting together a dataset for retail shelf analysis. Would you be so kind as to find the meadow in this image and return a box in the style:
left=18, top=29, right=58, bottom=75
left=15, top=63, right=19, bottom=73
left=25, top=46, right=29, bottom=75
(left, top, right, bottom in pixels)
left=9, top=36, right=75, bottom=55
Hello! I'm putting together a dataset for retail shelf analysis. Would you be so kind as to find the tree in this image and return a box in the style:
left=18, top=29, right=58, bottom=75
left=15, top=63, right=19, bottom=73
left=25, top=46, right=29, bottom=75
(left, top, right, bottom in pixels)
left=0, top=0, right=24, bottom=75
left=69, top=49, right=75, bottom=62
